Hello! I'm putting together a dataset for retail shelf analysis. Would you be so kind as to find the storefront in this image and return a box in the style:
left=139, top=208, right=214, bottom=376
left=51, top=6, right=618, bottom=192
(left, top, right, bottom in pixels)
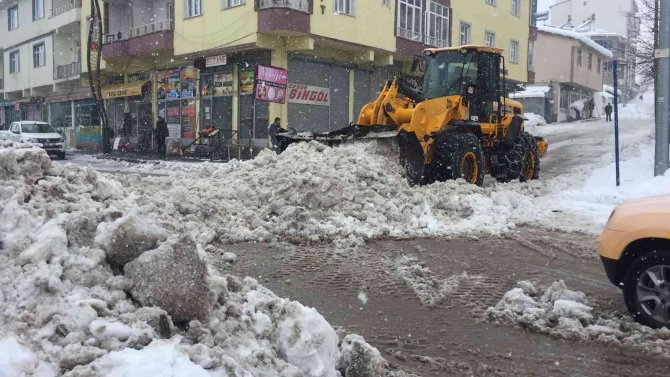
left=157, top=67, right=199, bottom=141
left=103, top=81, right=152, bottom=145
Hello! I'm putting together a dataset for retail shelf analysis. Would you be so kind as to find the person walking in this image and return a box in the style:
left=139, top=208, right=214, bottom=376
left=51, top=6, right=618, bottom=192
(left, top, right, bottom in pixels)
left=604, top=102, right=613, bottom=122
left=587, top=99, right=595, bottom=118
left=268, top=117, right=282, bottom=151
left=155, top=115, right=169, bottom=155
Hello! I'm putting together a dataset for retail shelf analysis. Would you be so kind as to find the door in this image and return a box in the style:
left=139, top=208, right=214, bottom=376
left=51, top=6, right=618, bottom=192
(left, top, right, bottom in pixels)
left=472, top=52, right=501, bottom=123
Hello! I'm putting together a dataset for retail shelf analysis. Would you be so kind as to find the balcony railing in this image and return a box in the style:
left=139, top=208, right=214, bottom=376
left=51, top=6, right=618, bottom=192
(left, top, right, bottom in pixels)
left=104, top=19, right=173, bottom=43
left=425, top=35, right=449, bottom=48
left=257, top=0, right=310, bottom=13
left=396, top=27, right=423, bottom=42
left=50, top=0, right=81, bottom=18
left=54, top=62, right=81, bottom=80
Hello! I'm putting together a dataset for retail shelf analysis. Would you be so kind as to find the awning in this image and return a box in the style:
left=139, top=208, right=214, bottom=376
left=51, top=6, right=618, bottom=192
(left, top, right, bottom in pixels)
left=102, top=81, right=149, bottom=99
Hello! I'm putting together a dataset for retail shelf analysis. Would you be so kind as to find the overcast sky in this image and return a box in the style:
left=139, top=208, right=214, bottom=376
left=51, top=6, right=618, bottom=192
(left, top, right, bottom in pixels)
left=537, top=0, right=555, bottom=13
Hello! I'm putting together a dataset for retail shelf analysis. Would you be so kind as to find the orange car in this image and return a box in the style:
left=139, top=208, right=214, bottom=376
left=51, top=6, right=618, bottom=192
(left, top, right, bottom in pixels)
left=599, top=195, right=670, bottom=328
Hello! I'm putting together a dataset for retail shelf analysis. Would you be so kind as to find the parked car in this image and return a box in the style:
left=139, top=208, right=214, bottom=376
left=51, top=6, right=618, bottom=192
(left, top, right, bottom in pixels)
left=599, top=195, right=670, bottom=328
left=0, top=121, right=66, bottom=160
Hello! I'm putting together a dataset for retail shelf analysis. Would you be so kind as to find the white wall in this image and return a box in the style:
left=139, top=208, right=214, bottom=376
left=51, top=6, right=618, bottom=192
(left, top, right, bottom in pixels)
left=3, top=35, right=55, bottom=92
left=548, top=0, right=637, bottom=38
left=0, top=0, right=81, bottom=51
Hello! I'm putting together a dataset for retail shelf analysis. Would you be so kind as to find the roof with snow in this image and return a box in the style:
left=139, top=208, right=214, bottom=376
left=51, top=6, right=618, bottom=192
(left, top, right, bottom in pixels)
left=510, top=86, right=551, bottom=99
left=537, top=25, right=614, bottom=58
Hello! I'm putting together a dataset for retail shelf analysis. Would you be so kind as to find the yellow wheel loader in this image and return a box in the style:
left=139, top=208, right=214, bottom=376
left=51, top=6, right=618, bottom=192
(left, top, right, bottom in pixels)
left=277, top=45, right=547, bottom=186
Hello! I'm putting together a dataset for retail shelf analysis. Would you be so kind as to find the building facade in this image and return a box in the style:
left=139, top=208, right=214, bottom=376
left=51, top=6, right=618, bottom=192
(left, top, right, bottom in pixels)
left=532, top=25, right=612, bottom=122
left=547, top=0, right=639, bottom=102
left=2, top=0, right=534, bottom=152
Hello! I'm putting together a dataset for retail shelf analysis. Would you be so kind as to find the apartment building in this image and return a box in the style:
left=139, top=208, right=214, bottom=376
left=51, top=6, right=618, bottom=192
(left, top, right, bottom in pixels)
left=450, top=0, right=531, bottom=86
left=547, top=0, right=639, bottom=102
left=0, top=0, right=95, bottom=132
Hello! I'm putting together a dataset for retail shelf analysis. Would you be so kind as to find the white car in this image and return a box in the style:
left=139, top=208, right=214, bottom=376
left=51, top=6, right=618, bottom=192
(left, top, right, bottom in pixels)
left=1, top=121, right=66, bottom=160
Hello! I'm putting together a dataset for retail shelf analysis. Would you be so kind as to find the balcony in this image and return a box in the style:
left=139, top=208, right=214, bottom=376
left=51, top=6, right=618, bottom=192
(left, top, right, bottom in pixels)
left=50, top=0, right=81, bottom=18
left=102, top=19, right=174, bottom=60
left=425, top=36, right=449, bottom=48
left=54, top=62, right=81, bottom=80
left=397, top=27, right=423, bottom=43
left=257, top=0, right=311, bottom=13
left=257, top=0, right=311, bottom=34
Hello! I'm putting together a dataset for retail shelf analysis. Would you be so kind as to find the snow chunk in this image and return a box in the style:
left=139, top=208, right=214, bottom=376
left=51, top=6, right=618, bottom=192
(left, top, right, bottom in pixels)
left=0, top=337, right=37, bottom=377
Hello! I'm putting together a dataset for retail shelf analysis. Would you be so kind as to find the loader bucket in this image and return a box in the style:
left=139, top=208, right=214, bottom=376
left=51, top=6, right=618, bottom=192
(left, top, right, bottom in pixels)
left=275, top=125, right=398, bottom=154
left=397, top=130, right=425, bottom=186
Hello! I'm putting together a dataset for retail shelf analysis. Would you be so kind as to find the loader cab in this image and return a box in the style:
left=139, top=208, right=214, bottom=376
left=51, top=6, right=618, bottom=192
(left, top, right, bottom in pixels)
left=422, top=46, right=504, bottom=124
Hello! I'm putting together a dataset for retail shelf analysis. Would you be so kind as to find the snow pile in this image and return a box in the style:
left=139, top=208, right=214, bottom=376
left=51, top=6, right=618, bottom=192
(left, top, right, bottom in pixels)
left=523, top=113, right=547, bottom=131
left=393, top=255, right=483, bottom=306
left=0, top=144, right=400, bottom=376
left=115, top=141, right=554, bottom=244
left=619, top=90, right=655, bottom=119
left=510, top=86, right=550, bottom=99
left=487, top=281, right=670, bottom=356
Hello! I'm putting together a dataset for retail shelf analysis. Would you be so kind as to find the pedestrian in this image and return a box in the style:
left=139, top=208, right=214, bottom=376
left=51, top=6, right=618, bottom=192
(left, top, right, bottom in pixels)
left=604, top=102, right=613, bottom=122
left=155, top=115, right=169, bottom=155
left=268, top=117, right=282, bottom=151
left=587, top=99, right=595, bottom=118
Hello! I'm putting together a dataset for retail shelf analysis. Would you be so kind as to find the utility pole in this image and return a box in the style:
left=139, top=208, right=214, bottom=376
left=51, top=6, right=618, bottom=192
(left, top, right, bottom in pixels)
left=655, top=0, right=670, bottom=176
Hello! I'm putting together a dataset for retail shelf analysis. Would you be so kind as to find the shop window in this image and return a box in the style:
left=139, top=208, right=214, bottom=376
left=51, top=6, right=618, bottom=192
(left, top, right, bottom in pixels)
left=8, top=6, right=18, bottom=30
left=397, top=0, right=422, bottom=41
left=50, top=102, right=72, bottom=129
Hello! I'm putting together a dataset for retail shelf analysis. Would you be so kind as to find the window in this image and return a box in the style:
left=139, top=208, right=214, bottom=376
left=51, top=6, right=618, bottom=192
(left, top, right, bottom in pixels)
left=576, top=47, right=582, bottom=66
left=510, top=40, right=520, bottom=64
left=9, top=50, right=20, bottom=73
left=459, top=22, right=471, bottom=46
left=485, top=31, right=496, bottom=47
left=33, top=0, right=44, bottom=20
left=397, top=0, right=422, bottom=41
left=335, top=0, right=354, bottom=15
left=425, top=1, right=449, bottom=47
left=587, top=53, right=592, bottom=70
left=8, top=6, right=18, bottom=30
left=33, top=43, right=45, bottom=67
left=511, top=0, right=520, bottom=16
left=486, top=0, right=497, bottom=5
left=597, top=56, right=602, bottom=73
left=185, top=0, right=202, bottom=17
left=222, top=0, right=244, bottom=8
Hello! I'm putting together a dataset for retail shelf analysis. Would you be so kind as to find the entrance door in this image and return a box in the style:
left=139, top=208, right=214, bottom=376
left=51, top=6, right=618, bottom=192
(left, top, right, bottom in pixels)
left=472, top=52, right=501, bottom=123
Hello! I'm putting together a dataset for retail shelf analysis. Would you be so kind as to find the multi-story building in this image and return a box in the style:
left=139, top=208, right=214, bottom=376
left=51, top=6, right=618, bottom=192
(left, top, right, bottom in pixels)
left=530, top=25, right=612, bottom=122
left=546, top=0, right=639, bottom=102
left=0, top=0, right=95, bottom=132
left=1, top=0, right=533, bottom=151
left=450, top=0, right=531, bottom=87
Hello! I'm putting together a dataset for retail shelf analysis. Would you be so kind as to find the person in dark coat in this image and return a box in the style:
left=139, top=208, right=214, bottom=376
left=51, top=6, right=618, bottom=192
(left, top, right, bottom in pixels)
left=155, top=116, right=169, bottom=155
left=587, top=98, right=595, bottom=118
left=604, top=102, right=613, bottom=122
left=268, top=117, right=282, bottom=151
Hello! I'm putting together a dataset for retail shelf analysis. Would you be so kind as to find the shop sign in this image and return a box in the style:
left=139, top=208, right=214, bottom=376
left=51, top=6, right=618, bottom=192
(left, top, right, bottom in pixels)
left=287, top=83, right=330, bottom=106
left=239, top=70, right=255, bottom=94
left=206, top=54, right=227, bottom=67
left=255, top=65, right=288, bottom=104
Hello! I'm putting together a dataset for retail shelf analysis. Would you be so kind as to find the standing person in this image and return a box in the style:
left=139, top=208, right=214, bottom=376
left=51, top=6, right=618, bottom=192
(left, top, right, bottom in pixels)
left=268, top=117, right=282, bottom=151
left=155, top=115, right=168, bottom=155
left=587, top=99, right=595, bottom=118
left=604, top=102, right=613, bottom=122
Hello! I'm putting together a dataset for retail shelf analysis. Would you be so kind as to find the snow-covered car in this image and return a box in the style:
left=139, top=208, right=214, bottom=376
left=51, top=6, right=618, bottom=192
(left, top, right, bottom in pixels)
left=599, top=196, right=670, bottom=328
left=0, top=121, right=66, bottom=160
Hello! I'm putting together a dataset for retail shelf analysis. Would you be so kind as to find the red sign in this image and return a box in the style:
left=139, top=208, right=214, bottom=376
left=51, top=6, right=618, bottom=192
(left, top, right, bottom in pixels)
left=255, top=65, right=288, bottom=104
left=287, top=83, right=330, bottom=106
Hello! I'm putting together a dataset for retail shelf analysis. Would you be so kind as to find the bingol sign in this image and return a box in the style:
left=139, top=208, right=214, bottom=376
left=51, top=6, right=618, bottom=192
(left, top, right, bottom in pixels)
left=287, top=83, right=330, bottom=106
left=206, top=54, right=227, bottom=67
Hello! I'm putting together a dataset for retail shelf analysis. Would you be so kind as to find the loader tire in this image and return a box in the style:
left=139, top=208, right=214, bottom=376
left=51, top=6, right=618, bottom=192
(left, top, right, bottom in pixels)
left=519, top=132, right=540, bottom=182
left=495, top=135, right=526, bottom=183
left=432, top=132, right=485, bottom=186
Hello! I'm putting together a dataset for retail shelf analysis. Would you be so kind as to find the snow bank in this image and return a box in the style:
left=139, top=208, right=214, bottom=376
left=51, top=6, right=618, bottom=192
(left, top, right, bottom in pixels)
left=487, top=281, right=670, bottom=356
left=523, top=113, right=547, bottom=132
left=0, top=144, right=398, bottom=376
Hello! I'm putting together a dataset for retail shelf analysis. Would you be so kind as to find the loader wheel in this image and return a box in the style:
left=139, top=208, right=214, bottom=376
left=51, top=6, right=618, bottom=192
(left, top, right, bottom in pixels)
left=520, top=132, right=540, bottom=182
left=432, top=132, right=485, bottom=186
left=397, top=130, right=425, bottom=186
left=495, top=136, right=526, bottom=183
